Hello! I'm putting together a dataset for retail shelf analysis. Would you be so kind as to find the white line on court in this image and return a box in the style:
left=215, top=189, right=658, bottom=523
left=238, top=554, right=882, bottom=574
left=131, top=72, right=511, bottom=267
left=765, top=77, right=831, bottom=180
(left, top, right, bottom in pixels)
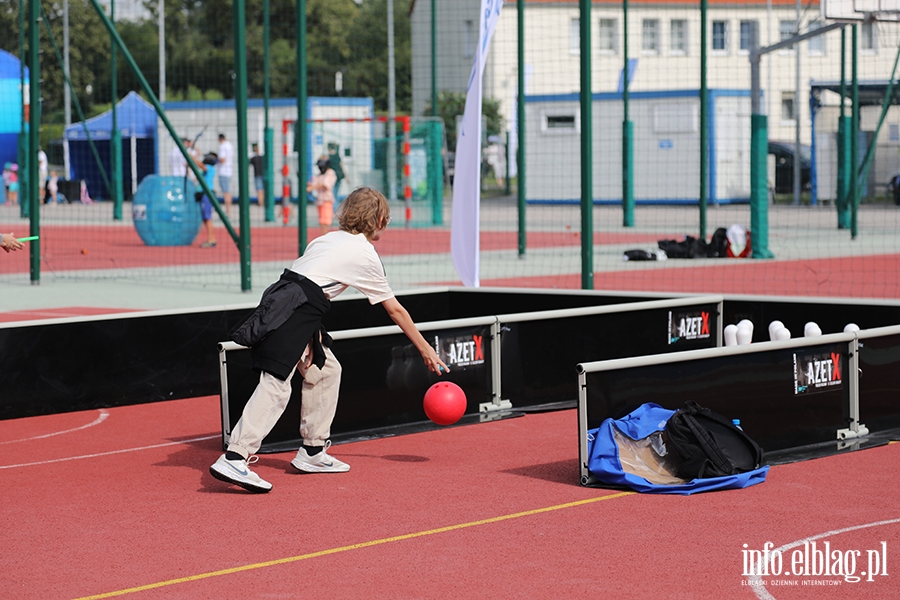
left=0, top=434, right=220, bottom=470
left=0, top=409, right=110, bottom=445
left=748, top=517, right=900, bottom=599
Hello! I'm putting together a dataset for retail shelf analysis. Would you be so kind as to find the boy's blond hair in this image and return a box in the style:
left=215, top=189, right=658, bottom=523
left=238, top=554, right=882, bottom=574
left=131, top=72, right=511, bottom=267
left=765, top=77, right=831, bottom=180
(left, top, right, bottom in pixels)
left=337, top=187, right=390, bottom=239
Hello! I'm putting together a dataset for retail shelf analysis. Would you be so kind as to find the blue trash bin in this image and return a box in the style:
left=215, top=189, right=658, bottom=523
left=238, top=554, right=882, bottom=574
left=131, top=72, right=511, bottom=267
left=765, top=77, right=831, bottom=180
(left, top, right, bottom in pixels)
left=132, top=175, right=201, bottom=246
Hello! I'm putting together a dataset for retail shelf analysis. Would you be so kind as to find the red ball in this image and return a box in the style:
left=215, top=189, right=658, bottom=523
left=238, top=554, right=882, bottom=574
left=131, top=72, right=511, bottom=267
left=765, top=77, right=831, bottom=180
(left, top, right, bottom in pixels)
left=423, top=381, right=467, bottom=426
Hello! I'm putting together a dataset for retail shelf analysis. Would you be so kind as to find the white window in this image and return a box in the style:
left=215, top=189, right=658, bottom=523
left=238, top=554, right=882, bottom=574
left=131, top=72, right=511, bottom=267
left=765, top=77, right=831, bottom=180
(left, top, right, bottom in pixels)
left=599, top=18, right=617, bottom=54
left=670, top=19, right=687, bottom=55
left=463, top=20, right=475, bottom=59
left=570, top=18, right=580, bottom=54
left=779, top=20, right=796, bottom=52
left=862, top=22, right=877, bottom=52
left=540, top=110, right=580, bottom=134
left=781, top=92, right=796, bottom=123
left=739, top=20, right=756, bottom=52
left=642, top=19, right=660, bottom=54
left=712, top=21, right=728, bottom=52
left=808, top=21, right=825, bottom=55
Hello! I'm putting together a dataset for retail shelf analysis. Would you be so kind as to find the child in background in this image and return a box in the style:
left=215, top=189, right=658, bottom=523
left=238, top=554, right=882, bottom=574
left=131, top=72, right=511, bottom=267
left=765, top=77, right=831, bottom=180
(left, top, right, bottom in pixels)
left=197, top=152, right=218, bottom=248
left=306, top=155, right=337, bottom=236
left=2, top=163, right=11, bottom=204
left=46, top=170, right=59, bottom=204
left=7, top=164, right=18, bottom=206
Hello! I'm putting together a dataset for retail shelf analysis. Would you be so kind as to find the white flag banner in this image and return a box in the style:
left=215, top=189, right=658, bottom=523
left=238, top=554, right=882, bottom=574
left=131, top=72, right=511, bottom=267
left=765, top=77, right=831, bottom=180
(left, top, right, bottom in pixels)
left=451, top=0, right=504, bottom=287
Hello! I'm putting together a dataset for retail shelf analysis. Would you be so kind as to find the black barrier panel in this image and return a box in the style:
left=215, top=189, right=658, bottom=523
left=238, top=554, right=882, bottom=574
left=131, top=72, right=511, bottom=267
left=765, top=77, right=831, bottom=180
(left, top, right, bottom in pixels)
left=502, top=303, right=720, bottom=408
left=858, top=332, right=900, bottom=432
left=0, top=288, right=682, bottom=421
left=0, top=309, right=249, bottom=420
left=223, top=325, right=493, bottom=453
left=724, top=300, right=900, bottom=342
left=583, top=343, right=849, bottom=452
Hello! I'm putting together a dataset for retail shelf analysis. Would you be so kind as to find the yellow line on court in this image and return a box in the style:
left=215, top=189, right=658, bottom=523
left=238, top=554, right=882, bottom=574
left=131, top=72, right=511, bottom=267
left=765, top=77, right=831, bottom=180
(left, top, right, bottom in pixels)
left=74, top=491, right=634, bottom=599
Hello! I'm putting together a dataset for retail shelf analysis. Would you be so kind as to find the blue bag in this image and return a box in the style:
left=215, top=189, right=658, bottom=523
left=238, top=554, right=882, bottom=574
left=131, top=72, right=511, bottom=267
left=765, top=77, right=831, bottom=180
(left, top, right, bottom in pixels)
left=587, top=403, right=769, bottom=495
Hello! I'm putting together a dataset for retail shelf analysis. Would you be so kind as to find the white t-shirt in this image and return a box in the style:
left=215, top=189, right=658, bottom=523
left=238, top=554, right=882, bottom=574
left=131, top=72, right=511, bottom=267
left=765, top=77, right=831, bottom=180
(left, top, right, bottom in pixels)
left=170, top=146, right=187, bottom=176
left=290, top=230, right=393, bottom=305
left=38, top=150, right=48, bottom=179
left=218, top=140, right=234, bottom=177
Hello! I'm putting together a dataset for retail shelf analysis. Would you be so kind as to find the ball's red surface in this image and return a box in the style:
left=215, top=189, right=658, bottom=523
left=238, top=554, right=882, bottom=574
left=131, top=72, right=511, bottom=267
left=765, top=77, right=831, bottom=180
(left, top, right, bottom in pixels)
left=423, top=381, right=467, bottom=425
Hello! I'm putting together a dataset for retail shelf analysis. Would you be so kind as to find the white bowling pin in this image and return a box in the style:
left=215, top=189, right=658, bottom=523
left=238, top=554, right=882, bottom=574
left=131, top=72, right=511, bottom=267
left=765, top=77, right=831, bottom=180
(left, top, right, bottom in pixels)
left=724, top=324, right=738, bottom=347
left=774, top=327, right=791, bottom=341
left=737, top=319, right=754, bottom=336
left=804, top=322, right=822, bottom=337
left=768, top=320, right=785, bottom=341
left=844, top=323, right=860, bottom=333
left=736, top=326, right=753, bottom=345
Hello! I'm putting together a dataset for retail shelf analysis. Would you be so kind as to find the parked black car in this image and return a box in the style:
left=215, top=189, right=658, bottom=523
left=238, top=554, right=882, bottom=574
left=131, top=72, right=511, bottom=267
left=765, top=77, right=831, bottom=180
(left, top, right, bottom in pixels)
left=768, top=141, right=812, bottom=194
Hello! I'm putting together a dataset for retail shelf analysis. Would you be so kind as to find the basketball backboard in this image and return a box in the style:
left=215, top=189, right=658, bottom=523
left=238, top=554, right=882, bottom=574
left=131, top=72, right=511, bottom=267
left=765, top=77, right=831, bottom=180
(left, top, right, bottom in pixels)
left=823, top=0, right=900, bottom=21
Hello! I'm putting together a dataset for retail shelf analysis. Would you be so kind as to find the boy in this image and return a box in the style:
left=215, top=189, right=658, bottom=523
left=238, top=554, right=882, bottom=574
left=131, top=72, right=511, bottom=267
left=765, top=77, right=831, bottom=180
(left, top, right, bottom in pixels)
left=197, top=152, right=218, bottom=248
left=210, top=187, right=448, bottom=493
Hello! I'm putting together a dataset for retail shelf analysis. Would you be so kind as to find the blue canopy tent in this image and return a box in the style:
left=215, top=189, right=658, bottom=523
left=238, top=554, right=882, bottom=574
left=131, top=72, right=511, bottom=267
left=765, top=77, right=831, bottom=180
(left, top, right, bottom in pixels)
left=0, top=49, right=28, bottom=168
left=64, top=91, right=158, bottom=201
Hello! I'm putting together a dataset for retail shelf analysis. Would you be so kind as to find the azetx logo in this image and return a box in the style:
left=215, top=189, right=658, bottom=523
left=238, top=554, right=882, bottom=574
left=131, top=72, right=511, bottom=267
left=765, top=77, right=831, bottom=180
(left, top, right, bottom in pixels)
left=794, top=349, right=843, bottom=395
left=435, top=334, right=485, bottom=368
left=668, top=310, right=711, bottom=344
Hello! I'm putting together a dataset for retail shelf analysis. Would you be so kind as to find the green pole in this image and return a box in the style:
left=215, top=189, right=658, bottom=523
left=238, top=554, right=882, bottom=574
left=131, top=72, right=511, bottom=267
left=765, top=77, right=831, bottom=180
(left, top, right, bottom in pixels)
left=837, top=28, right=850, bottom=229
left=263, top=0, right=275, bottom=222
left=851, top=24, right=859, bottom=240
left=431, top=0, right=437, bottom=118
left=748, top=23, right=773, bottom=259
left=296, top=0, right=308, bottom=255
left=18, top=0, right=29, bottom=220
left=699, top=0, right=708, bottom=240
left=28, top=0, right=40, bottom=282
left=750, top=115, right=773, bottom=258
left=517, top=0, right=526, bottom=257
left=622, top=0, right=634, bottom=227
left=111, top=1, right=123, bottom=219
left=234, top=0, right=252, bottom=291
left=579, top=0, right=593, bottom=290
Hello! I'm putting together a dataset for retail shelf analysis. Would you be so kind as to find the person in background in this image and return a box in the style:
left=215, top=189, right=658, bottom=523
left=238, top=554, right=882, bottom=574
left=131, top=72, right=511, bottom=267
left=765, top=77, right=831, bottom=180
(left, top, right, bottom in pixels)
left=45, top=170, right=59, bottom=204
left=7, top=163, right=18, bottom=206
left=327, top=142, right=345, bottom=200
left=197, top=152, right=219, bottom=249
left=307, top=155, right=337, bottom=236
left=0, top=233, right=24, bottom=253
left=250, top=143, right=265, bottom=207
left=2, top=162, right=11, bottom=204
left=38, top=147, right=48, bottom=203
left=218, top=133, right=235, bottom=216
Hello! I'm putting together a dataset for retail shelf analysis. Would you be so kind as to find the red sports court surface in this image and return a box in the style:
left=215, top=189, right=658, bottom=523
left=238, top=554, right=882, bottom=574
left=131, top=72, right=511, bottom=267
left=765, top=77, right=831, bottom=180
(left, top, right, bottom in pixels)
left=2, top=396, right=899, bottom=599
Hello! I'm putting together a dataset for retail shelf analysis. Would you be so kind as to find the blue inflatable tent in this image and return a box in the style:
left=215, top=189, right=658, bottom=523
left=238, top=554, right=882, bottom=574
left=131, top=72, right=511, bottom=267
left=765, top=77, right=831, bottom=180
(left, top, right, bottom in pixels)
left=64, top=91, right=158, bottom=200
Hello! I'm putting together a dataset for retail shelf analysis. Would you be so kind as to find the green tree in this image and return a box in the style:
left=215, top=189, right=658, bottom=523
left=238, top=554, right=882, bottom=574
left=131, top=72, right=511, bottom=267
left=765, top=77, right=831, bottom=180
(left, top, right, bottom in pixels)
left=345, top=0, right=411, bottom=113
left=426, top=91, right=503, bottom=153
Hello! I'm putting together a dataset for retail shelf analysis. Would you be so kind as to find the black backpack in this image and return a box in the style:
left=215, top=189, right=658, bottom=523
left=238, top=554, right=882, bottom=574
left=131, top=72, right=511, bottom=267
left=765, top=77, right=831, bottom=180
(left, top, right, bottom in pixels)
left=664, top=401, right=765, bottom=480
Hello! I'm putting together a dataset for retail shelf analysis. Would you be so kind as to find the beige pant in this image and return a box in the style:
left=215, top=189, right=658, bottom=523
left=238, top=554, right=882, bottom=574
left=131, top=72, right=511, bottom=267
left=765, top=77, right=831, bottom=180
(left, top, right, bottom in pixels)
left=227, top=345, right=342, bottom=459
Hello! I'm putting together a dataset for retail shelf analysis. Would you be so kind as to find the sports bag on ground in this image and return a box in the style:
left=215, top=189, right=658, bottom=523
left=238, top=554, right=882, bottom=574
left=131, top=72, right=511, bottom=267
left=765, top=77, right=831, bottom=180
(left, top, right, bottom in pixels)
left=664, top=400, right=766, bottom=480
left=586, top=403, right=768, bottom=494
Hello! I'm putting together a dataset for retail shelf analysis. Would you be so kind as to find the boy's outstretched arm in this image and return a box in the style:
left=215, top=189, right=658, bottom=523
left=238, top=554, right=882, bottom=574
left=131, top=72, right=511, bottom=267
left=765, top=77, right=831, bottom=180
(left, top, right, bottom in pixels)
left=381, top=297, right=449, bottom=375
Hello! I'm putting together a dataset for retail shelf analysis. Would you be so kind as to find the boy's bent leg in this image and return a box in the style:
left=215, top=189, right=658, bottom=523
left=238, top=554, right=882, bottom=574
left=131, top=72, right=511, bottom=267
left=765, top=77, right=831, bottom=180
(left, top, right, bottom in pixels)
left=227, top=369, right=295, bottom=459
left=291, top=346, right=348, bottom=473
left=297, top=346, right=342, bottom=446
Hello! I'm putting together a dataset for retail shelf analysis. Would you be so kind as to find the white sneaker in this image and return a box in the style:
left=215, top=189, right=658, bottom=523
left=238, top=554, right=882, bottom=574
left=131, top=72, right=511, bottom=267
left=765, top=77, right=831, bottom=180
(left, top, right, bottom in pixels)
left=291, top=441, right=350, bottom=473
left=210, top=454, right=273, bottom=493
